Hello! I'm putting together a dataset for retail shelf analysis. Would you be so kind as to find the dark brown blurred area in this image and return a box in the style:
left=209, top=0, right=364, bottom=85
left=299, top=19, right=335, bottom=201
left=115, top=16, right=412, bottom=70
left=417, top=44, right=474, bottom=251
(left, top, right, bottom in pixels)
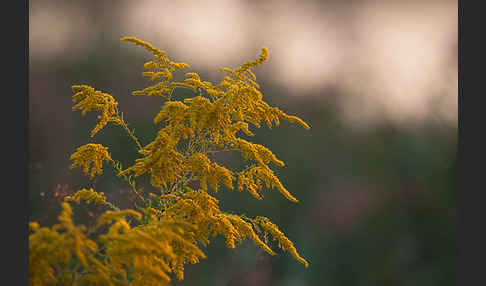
left=29, top=1, right=457, bottom=285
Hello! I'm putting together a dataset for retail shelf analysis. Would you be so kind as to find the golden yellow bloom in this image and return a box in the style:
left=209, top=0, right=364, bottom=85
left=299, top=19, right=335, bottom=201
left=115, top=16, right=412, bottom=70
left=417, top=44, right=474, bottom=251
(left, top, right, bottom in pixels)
left=121, top=36, right=168, bottom=58
left=184, top=153, right=235, bottom=192
left=72, top=85, right=122, bottom=137
left=97, top=209, right=142, bottom=226
left=29, top=222, right=40, bottom=231
left=64, top=188, right=107, bottom=205
left=100, top=218, right=205, bottom=284
left=29, top=203, right=111, bottom=286
left=234, top=138, right=284, bottom=167
left=207, top=162, right=234, bottom=191
left=254, top=216, right=309, bottom=267
left=31, top=36, right=311, bottom=286
left=232, top=47, right=269, bottom=76
left=118, top=129, right=184, bottom=189
left=69, top=143, right=111, bottom=178
left=132, top=81, right=173, bottom=97
left=122, top=36, right=191, bottom=99
left=237, top=165, right=299, bottom=202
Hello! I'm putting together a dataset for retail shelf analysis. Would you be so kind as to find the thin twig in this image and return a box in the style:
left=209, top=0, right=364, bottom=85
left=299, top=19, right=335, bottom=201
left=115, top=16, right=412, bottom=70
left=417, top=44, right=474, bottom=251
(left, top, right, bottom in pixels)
left=110, top=159, right=146, bottom=206
left=117, top=112, right=143, bottom=151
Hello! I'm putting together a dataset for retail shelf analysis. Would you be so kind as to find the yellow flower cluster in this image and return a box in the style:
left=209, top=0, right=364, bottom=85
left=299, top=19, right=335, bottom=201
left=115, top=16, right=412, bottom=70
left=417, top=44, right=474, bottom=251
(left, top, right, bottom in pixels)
left=156, top=190, right=267, bottom=250
left=64, top=188, right=107, bottom=205
left=118, top=129, right=184, bottom=189
left=30, top=36, right=311, bottom=285
left=69, top=143, right=111, bottom=178
left=100, top=219, right=205, bottom=282
left=185, top=153, right=234, bottom=191
left=72, top=85, right=122, bottom=137
left=64, top=188, right=120, bottom=211
left=121, top=37, right=190, bottom=98
left=29, top=203, right=108, bottom=286
left=152, top=189, right=308, bottom=266
left=29, top=202, right=206, bottom=286
left=253, top=216, right=309, bottom=267
left=237, top=165, right=299, bottom=202
left=94, top=207, right=205, bottom=283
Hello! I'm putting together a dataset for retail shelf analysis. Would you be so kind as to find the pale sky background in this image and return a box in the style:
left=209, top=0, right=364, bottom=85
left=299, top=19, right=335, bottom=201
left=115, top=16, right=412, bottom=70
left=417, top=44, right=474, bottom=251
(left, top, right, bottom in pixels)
left=29, top=0, right=457, bottom=127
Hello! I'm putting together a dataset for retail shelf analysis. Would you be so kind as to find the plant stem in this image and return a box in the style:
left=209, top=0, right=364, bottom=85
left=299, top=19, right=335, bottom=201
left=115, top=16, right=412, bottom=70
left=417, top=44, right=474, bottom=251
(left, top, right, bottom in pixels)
left=117, top=114, right=143, bottom=151
left=110, top=159, right=147, bottom=206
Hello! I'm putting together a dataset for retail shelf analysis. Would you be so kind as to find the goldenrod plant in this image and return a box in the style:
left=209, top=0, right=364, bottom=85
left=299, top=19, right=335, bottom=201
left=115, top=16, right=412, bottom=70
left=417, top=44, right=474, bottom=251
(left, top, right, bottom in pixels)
left=29, top=37, right=310, bottom=286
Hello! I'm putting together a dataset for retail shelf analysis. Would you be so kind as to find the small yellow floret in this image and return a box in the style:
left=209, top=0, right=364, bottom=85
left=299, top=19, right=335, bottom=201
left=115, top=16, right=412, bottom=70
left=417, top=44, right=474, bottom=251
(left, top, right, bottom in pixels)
left=65, top=188, right=107, bottom=205
left=69, top=143, right=112, bottom=178
left=71, top=85, right=121, bottom=137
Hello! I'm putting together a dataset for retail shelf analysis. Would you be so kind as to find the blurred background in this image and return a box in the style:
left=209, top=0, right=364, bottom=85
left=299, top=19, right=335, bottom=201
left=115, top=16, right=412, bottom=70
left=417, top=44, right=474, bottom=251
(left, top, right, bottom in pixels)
left=29, top=0, right=457, bottom=285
